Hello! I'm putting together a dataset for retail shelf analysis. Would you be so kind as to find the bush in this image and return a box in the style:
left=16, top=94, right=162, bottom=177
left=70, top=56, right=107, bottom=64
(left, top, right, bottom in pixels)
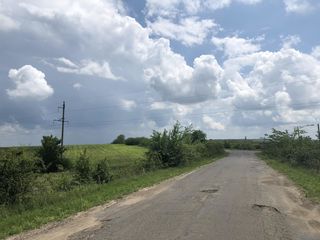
left=147, top=122, right=185, bottom=167
left=204, top=141, right=225, bottom=157
left=92, top=159, right=112, bottom=184
left=75, top=150, right=92, bottom=183
left=181, top=144, right=204, bottom=164
left=112, top=134, right=125, bottom=144
left=0, top=151, right=35, bottom=204
left=263, top=128, right=320, bottom=172
left=38, top=135, right=67, bottom=172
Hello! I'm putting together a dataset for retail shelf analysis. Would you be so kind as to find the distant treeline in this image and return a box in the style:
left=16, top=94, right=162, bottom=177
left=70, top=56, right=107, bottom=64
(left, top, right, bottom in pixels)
left=212, top=139, right=262, bottom=150
left=112, top=135, right=150, bottom=147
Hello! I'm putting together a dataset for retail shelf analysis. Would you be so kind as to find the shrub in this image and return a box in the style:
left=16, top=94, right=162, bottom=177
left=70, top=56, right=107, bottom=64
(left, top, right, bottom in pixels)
left=92, top=159, right=112, bottom=184
left=263, top=128, right=320, bottom=172
left=75, top=150, right=92, bottom=183
left=147, top=122, right=185, bottom=167
left=0, top=151, right=35, bottom=204
left=204, top=141, right=225, bottom=157
left=38, top=135, right=66, bottom=172
left=112, top=134, right=125, bottom=144
left=181, top=144, right=204, bottom=164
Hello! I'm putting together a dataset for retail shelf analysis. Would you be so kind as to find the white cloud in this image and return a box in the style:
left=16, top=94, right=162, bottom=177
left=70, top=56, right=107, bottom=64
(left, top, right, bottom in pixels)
left=6, top=65, right=54, bottom=100
left=281, top=35, right=301, bottom=49
left=202, top=115, right=225, bottom=130
left=146, top=0, right=262, bottom=17
left=0, top=14, right=20, bottom=31
left=120, top=99, right=137, bottom=111
left=145, top=53, right=223, bottom=103
left=283, top=0, right=314, bottom=14
left=311, top=46, right=320, bottom=59
left=223, top=47, right=320, bottom=126
left=73, top=83, right=82, bottom=89
left=148, top=17, right=217, bottom=46
left=0, top=123, right=29, bottom=134
left=56, top=59, right=120, bottom=80
left=212, top=36, right=261, bottom=57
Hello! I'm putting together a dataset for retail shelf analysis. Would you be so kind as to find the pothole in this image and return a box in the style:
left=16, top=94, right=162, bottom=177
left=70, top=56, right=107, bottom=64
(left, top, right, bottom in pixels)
left=252, top=204, right=280, bottom=213
left=201, top=188, right=219, bottom=194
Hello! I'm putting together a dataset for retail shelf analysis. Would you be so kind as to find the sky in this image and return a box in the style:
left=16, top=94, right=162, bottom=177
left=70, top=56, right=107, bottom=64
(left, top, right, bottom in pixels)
left=0, top=0, right=320, bottom=146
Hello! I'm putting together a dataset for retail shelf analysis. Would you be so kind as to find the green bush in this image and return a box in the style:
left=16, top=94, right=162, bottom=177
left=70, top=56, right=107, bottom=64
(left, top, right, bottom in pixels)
left=38, top=135, right=66, bottom=172
left=204, top=141, right=225, bottom=157
left=0, top=151, right=35, bottom=204
left=147, top=122, right=185, bottom=167
left=75, top=150, right=92, bottom=183
left=181, top=144, right=204, bottom=164
left=263, top=128, right=320, bottom=172
left=92, top=159, right=112, bottom=184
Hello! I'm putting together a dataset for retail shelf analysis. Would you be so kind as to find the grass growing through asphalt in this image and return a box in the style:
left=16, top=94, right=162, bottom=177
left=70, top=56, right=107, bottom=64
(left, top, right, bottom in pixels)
left=0, top=154, right=226, bottom=239
left=258, top=153, right=320, bottom=203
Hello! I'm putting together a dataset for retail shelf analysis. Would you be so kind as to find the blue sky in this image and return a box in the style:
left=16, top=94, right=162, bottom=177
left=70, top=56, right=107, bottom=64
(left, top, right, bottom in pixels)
left=0, top=0, right=320, bottom=146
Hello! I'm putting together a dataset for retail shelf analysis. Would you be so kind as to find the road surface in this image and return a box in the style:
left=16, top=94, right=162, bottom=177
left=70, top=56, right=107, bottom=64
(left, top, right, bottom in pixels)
left=12, top=151, right=320, bottom=240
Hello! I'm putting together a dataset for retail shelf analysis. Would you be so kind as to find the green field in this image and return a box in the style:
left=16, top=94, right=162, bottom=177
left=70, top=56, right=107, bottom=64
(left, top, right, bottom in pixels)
left=0, top=144, right=147, bottom=179
left=65, top=144, right=147, bottom=165
left=258, top=153, right=320, bottom=203
left=0, top=148, right=226, bottom=239
left=1, top=144, right=147, bottom=165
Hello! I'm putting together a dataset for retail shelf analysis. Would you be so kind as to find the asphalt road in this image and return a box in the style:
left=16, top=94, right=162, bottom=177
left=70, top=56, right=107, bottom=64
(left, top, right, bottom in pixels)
left=14, top=150, right=320, bottom=240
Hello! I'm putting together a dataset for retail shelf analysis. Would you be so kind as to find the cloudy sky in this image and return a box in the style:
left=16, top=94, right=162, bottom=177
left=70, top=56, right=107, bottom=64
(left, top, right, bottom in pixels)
left=1, top=0, right=320, bottom=146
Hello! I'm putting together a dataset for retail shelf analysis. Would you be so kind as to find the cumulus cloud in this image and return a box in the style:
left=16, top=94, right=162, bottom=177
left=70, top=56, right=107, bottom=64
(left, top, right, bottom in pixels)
left=223, top=47, right=320, bottom=126
left=283, top=0, right=314, bottom=14
left=202, top=115, right=225, bottom=130
left=145, top=53, right=223, bottom=103
left=6, top=65, right=54, bottom=100
left=148, top=17, right=217, bottom=46
left=212, top=36, right=262, bottom=57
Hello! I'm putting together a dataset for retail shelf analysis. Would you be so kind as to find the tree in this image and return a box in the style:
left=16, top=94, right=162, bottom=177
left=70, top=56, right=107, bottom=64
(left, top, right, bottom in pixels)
left=191, top=130, right=207, bottom=143
left=112, top=134, right=125, bottom=144
left=38, top=135, right=65, bottom=172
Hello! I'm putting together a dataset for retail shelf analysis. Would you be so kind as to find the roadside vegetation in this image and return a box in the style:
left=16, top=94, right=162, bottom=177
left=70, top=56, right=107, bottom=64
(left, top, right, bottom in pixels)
left=214, top=139, right=262, bottom=150
left=259, top=128, right=320, bottom=202
left=0, top=122, right=225, bottom=239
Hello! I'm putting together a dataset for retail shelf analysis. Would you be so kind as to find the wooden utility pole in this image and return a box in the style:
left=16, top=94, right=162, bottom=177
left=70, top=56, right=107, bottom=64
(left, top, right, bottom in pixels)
left=317, top=124, right=320, bottom=141
left=55, top=101, right=68, bottom=159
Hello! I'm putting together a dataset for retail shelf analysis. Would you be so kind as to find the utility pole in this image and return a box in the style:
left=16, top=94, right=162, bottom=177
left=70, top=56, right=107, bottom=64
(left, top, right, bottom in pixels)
left=54, top=101, right=68, bottom=159
left=318, top=124, right=320, bottom=141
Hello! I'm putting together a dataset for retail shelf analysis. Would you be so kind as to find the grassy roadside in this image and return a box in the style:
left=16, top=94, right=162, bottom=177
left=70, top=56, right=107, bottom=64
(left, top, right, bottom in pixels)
left=257, top=153, right=320, bottom=203
left=0, top=154, right=226, bottom=239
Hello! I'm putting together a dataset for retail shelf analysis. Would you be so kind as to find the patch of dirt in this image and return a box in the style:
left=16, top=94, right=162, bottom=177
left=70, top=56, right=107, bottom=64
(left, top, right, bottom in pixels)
left=308, top=220, right=320, bottom=231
